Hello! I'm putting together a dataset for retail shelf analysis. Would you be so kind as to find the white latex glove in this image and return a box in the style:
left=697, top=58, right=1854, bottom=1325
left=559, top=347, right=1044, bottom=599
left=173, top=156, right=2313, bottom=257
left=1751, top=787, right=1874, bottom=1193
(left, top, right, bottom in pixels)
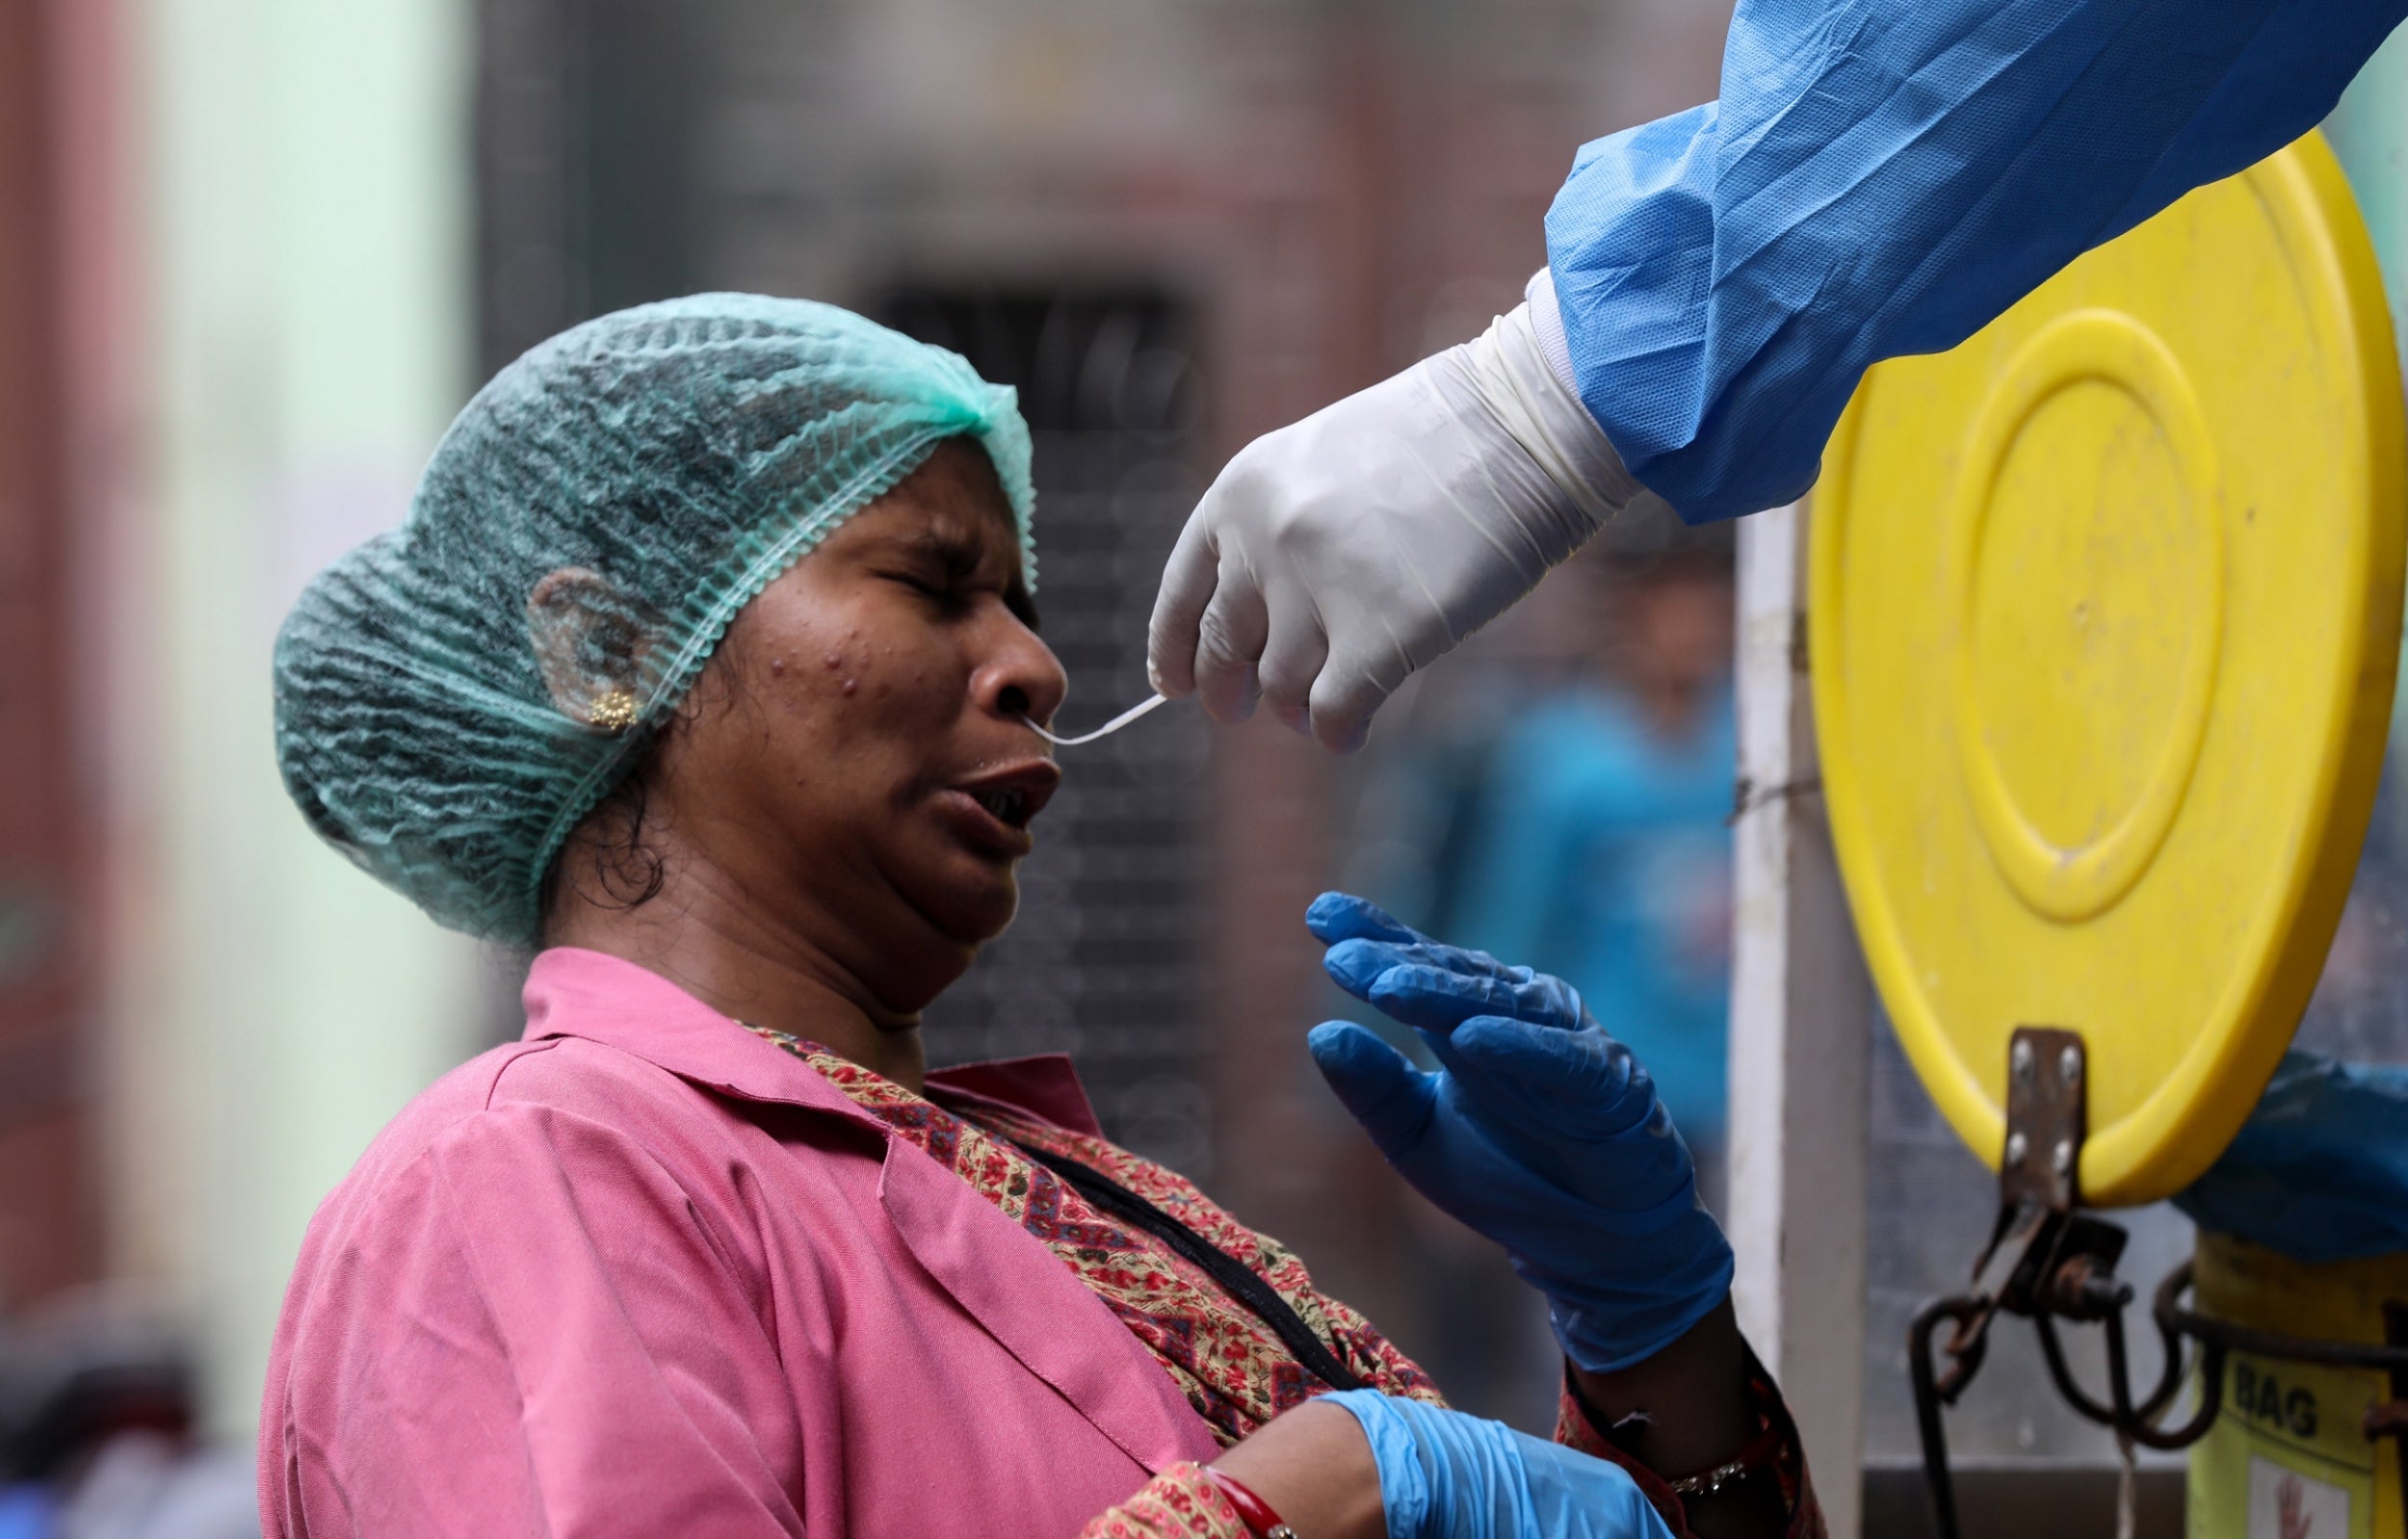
left=1147, top=269, right=1646, bottom=751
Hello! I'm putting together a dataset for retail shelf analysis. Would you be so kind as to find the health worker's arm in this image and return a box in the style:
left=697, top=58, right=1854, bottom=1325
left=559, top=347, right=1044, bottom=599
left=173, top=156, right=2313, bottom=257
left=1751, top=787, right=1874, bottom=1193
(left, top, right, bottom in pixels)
left=1149, top=0, right=2408, bottom=752
left=1552, top=0, right=2408, bottom=524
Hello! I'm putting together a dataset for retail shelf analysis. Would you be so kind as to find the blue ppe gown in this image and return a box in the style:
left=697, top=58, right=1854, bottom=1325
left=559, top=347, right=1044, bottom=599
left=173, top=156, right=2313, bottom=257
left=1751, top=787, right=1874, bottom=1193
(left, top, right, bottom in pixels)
left=1548, top=0, right=2408, bottom=524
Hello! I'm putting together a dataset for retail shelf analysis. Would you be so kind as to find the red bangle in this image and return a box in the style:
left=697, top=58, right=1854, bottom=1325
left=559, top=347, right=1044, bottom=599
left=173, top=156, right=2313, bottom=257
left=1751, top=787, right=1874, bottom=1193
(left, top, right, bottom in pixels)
left=1204, top=1468, right=1299, bottom=1539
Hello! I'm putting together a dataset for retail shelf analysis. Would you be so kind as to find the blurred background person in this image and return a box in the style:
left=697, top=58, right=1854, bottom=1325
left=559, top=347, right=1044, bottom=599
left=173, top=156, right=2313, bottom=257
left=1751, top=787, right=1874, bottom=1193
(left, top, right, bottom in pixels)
left=1327, top=515, right=1734, bottom=1425
left=1441, top=523, right=1736, bottom=1200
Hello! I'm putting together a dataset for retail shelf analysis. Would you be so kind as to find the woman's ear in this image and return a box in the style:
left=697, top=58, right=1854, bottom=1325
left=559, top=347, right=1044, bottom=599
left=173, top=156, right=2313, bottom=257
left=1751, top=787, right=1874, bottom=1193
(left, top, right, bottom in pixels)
left=526, top=566, right=657, bottom=731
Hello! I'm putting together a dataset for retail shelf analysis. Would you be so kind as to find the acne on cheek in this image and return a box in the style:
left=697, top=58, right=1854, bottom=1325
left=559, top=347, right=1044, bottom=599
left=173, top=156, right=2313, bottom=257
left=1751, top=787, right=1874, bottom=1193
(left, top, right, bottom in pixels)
left=802, top=647, right=857, bottom=698
left=765, top=652, right=857, bottom=695
left=767, top=621, right=907, bottom=708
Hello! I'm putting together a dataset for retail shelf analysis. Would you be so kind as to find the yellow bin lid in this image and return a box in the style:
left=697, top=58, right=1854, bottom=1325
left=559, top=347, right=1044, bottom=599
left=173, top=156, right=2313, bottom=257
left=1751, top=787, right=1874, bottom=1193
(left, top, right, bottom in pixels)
left=1811, top=132, right=2406, bottom=1208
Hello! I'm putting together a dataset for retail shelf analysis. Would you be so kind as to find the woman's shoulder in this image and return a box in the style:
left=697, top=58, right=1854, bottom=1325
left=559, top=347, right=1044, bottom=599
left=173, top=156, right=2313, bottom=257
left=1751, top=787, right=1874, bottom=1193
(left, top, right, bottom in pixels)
left=277, top=1032, right=863, bottom=1349
left=350, top=1030, right=841, bottom=1200
left=260, top=1035, right=840, bottom=1515
left=301, top=1035, right=798, bottom=1267
left=343, top=1036, right=642, bottom=1171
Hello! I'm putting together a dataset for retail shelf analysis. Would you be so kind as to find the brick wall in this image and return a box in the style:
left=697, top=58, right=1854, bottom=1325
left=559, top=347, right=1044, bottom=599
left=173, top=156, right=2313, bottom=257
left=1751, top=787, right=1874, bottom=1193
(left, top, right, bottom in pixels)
left=0, top=0, right=101, bottom=1310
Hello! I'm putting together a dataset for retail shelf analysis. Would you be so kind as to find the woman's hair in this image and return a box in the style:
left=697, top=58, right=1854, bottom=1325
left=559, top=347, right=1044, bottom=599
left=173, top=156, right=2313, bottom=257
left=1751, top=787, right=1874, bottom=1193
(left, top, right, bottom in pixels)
left=534, top=619, right=762, bottom=931
left=270, top=294, right=1036, bottom=946
left=537, top=728, right=670, bottom=929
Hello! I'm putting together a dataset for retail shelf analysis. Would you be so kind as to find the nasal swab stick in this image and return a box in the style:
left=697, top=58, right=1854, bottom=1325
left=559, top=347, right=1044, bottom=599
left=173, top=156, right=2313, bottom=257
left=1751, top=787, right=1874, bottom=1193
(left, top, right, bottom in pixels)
left=1024, top=691, right=1170, bottom=746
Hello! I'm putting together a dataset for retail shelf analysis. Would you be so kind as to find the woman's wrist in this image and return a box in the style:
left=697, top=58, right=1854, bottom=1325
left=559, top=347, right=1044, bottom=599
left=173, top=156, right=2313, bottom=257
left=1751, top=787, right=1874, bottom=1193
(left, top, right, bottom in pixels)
left=1205, top=1468, right=1300, bottom=1538
left=1567, top=1296, right=1791, bottom=1538
left=1569, top=1295, right=1751, bottom=1470
left=1211, top=1400, right=1387, bottom=1539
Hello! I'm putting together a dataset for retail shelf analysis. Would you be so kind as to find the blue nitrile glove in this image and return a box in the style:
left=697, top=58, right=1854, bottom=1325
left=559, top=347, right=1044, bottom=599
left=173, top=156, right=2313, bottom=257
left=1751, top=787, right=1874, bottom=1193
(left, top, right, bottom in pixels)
left=1307, top=893, right=1733, bottom=1372
left=1322, top=1390, right=1675, bottom=1539
left=2174, top=1051, right=2408, bottom=1264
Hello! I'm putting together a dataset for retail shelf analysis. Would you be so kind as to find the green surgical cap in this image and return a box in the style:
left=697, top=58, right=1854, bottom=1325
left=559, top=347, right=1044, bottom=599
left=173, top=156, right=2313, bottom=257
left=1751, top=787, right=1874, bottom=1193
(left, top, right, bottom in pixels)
left=273, top=293, right=1035, bottom=945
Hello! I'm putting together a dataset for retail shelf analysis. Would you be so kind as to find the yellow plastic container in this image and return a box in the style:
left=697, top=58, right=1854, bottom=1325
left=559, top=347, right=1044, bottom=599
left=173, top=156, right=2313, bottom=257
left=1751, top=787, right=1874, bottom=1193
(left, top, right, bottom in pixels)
left=2189, top=1231, right=2408, bottom=1539
left=1811, top=131, right=2406, bottom=1209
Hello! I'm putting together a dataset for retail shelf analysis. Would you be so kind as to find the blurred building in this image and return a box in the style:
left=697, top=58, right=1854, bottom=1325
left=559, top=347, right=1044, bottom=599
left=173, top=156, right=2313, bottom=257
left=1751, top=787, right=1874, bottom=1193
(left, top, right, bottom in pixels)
left=0, top=0, right=105, bottom=1314
left=1, top=0, right=484, bottom=1444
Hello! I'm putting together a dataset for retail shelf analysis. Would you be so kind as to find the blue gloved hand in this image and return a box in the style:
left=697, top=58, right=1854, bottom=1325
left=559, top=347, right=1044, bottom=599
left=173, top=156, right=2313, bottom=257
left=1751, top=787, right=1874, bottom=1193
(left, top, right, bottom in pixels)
left=1322, top=1390, right=1675, bottom=1539
left=2174, top=1050, right=2408, bottom=1264
left=1306, top=893, right=1733, bottom=1372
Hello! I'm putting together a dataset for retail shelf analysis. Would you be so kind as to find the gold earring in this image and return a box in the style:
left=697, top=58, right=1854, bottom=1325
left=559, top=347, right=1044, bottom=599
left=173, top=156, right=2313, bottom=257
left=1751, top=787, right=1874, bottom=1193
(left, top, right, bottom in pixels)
left=588, top=689, right=639, bottom=733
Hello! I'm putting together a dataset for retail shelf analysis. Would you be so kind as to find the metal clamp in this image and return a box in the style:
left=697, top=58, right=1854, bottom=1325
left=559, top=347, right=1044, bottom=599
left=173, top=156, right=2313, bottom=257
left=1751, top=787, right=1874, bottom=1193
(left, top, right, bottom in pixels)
left=1912, top=1029, right=2114, bottom=1539
left=1910, top=1027, right=2408, bottom=1539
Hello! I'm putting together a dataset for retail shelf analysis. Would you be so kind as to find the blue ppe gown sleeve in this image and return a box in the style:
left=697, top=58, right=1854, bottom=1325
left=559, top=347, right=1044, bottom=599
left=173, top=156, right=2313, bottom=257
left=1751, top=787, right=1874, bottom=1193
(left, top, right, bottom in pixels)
left=1547, top=0, right=2408, bottom=525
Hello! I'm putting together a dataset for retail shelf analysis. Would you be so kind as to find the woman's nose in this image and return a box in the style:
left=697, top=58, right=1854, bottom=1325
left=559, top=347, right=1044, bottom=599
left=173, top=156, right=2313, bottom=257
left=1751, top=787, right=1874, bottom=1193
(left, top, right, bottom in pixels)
left=976, top=618, right=1067, bottom=729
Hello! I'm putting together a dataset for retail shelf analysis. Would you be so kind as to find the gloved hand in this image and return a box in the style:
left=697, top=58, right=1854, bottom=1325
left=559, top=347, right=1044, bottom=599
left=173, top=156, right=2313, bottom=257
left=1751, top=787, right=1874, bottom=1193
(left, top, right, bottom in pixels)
left=2174, top=1050, right=2408, bottom=1264
left=1307, top=893, right=1733, bottom=1372
left=1321, top=1390, right=1675, bottom=1539
left=1147, top=272, right=1642, bottom=753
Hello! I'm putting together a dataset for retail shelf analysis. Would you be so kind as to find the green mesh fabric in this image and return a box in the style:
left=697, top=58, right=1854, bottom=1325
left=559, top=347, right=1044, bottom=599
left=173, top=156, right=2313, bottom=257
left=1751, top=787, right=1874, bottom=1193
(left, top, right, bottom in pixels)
left=273, top=293, right=1035, bottom=945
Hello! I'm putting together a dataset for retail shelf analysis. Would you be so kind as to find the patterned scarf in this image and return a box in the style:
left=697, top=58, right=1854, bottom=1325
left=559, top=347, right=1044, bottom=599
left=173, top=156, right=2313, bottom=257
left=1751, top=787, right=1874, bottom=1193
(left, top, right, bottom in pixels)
left=744, top=1027, right=1437, bottom=1446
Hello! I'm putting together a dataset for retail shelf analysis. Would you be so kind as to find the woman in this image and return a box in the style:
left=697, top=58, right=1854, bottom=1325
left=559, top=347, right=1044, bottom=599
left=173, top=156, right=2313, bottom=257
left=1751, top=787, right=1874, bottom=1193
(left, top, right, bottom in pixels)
left=262, top=294, right=1819, bottom=1539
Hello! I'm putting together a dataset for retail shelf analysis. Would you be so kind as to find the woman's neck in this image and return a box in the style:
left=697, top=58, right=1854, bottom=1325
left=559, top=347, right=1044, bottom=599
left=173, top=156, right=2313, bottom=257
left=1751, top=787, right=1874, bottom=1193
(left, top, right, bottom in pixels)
left=544, top=846, right=936, bottom=1092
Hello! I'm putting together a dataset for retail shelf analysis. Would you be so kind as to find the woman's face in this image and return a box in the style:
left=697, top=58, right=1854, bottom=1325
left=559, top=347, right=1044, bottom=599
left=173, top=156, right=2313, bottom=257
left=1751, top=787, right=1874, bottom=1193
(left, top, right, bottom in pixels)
left=632, top=439, right=1067, bottom=1007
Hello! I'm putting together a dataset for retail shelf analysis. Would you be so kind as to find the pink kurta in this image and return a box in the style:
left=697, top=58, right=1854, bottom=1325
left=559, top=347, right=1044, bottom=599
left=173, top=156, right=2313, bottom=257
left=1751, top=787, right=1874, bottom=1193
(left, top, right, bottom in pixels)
left=258, top=949, right=1220, bottom=1538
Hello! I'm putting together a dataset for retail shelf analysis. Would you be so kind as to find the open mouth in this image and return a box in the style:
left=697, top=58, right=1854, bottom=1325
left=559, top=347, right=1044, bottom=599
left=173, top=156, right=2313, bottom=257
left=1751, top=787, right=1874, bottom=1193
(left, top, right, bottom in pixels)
left=973, top=786, right=1032, bottom=829
left=946, top=759, right=1061, bottom=850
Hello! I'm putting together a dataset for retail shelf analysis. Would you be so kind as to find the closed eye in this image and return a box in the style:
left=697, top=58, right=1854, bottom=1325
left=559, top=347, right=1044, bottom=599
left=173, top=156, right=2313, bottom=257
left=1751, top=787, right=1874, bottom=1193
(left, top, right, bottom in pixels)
left=868, top=529, right=1034, bottom=627
left=879, top=563, right=1028, bottom=624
